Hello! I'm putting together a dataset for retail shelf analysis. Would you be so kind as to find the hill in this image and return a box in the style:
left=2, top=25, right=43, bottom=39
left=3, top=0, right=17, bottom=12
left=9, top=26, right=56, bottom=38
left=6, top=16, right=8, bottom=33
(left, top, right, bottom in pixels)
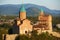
left=0, top=4, right=60, bottom=16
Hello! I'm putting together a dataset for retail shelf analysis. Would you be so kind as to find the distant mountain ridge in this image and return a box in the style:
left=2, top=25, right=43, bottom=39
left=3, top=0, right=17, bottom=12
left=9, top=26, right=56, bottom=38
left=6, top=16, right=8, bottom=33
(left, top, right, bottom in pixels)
left=0, top=4, right=60, bottom=16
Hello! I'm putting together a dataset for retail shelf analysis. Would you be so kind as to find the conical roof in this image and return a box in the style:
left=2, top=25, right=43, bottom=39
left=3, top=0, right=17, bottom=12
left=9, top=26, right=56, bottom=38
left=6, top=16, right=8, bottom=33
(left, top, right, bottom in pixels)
left=40, top=8, right=44, bottom=15
left=20, top=5, right=26, bottom=12
left=41, top=8, right=43, bottom=12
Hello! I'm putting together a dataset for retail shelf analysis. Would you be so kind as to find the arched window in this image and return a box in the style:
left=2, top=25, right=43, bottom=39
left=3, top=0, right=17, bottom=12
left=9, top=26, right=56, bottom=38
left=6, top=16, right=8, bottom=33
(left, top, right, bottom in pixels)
left=25, top=31, right=27, bottom=34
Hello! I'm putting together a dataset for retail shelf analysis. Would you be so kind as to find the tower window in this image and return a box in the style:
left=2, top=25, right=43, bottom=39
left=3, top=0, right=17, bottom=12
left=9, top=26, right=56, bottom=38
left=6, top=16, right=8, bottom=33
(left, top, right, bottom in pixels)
left=25, top=31, right=27, bottom=34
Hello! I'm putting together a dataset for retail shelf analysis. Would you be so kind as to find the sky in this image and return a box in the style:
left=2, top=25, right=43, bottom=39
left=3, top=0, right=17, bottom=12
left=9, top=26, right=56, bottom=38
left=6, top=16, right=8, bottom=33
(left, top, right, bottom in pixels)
left=0, top=0, right=60, bottom=10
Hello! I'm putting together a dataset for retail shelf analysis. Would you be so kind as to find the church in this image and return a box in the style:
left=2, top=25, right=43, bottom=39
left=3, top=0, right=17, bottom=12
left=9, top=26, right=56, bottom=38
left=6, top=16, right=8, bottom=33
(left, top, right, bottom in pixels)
left=2, top=5, right=52, bottom=40
left=12, top=5, right=32, bottom=34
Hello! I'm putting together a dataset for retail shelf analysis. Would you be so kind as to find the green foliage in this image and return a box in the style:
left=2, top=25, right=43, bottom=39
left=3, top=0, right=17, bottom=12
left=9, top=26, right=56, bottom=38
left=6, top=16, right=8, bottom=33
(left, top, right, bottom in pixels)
left=53, top=26, right=60, bottom=33
left=0, top=23, right=12, bottom=29
left=31, top=30, right=38, bottom=40
left=0, top=32, right=2, bottom=40
left=0, top=16, right=17, bottom=20
left=0, top=23, right=12, bottom=40
left=15, top=35, right=30, bottom=40
left=38, top=32, right=54, bottom=40
left=52, top=16, right=60, bottom=24
left=14, top=31, right=60, bottom=40
left=27, top=16, right=38, bottom=24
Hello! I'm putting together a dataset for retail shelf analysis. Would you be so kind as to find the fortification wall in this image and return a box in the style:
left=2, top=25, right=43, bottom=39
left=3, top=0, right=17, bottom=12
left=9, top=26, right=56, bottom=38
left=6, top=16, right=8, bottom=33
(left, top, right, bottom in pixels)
left=2, top=34, right=18, bottom=40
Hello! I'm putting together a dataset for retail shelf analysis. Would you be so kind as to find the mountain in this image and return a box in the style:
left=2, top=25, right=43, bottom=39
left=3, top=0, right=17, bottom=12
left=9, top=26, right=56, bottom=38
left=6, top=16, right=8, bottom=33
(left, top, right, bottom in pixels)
left=0, top=4, right=60, bottom=16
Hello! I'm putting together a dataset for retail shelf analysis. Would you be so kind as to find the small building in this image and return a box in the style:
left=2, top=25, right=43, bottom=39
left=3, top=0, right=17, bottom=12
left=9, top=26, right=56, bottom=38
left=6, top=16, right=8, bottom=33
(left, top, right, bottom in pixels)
left=56, top=24, right=60, bottom=28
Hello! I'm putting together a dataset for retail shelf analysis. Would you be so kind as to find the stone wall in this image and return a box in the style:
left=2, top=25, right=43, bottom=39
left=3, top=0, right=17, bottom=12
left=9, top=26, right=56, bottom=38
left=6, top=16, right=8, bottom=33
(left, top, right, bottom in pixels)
left=2, top=34, right=18, bottom=40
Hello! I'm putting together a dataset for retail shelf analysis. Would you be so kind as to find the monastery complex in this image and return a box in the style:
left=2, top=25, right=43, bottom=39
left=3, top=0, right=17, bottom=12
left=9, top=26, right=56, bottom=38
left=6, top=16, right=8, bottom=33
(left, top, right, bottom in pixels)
left=3, top=5, right=53, bottom=40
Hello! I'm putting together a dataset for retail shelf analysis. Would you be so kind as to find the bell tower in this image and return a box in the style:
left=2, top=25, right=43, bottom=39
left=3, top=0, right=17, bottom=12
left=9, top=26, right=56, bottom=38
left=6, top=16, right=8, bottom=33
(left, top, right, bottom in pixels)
left=38, top=8, right=44, bottom=20
left=19, top=0, right=26, bottom=20
left=40, top=8, right=44, bottom=16
left=19, top=5, right=26, bottom=20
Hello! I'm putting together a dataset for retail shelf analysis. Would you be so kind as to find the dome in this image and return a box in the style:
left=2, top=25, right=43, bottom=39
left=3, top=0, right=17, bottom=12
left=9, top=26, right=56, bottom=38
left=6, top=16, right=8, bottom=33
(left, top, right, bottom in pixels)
left=20, top=5, right=26, bottom=12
